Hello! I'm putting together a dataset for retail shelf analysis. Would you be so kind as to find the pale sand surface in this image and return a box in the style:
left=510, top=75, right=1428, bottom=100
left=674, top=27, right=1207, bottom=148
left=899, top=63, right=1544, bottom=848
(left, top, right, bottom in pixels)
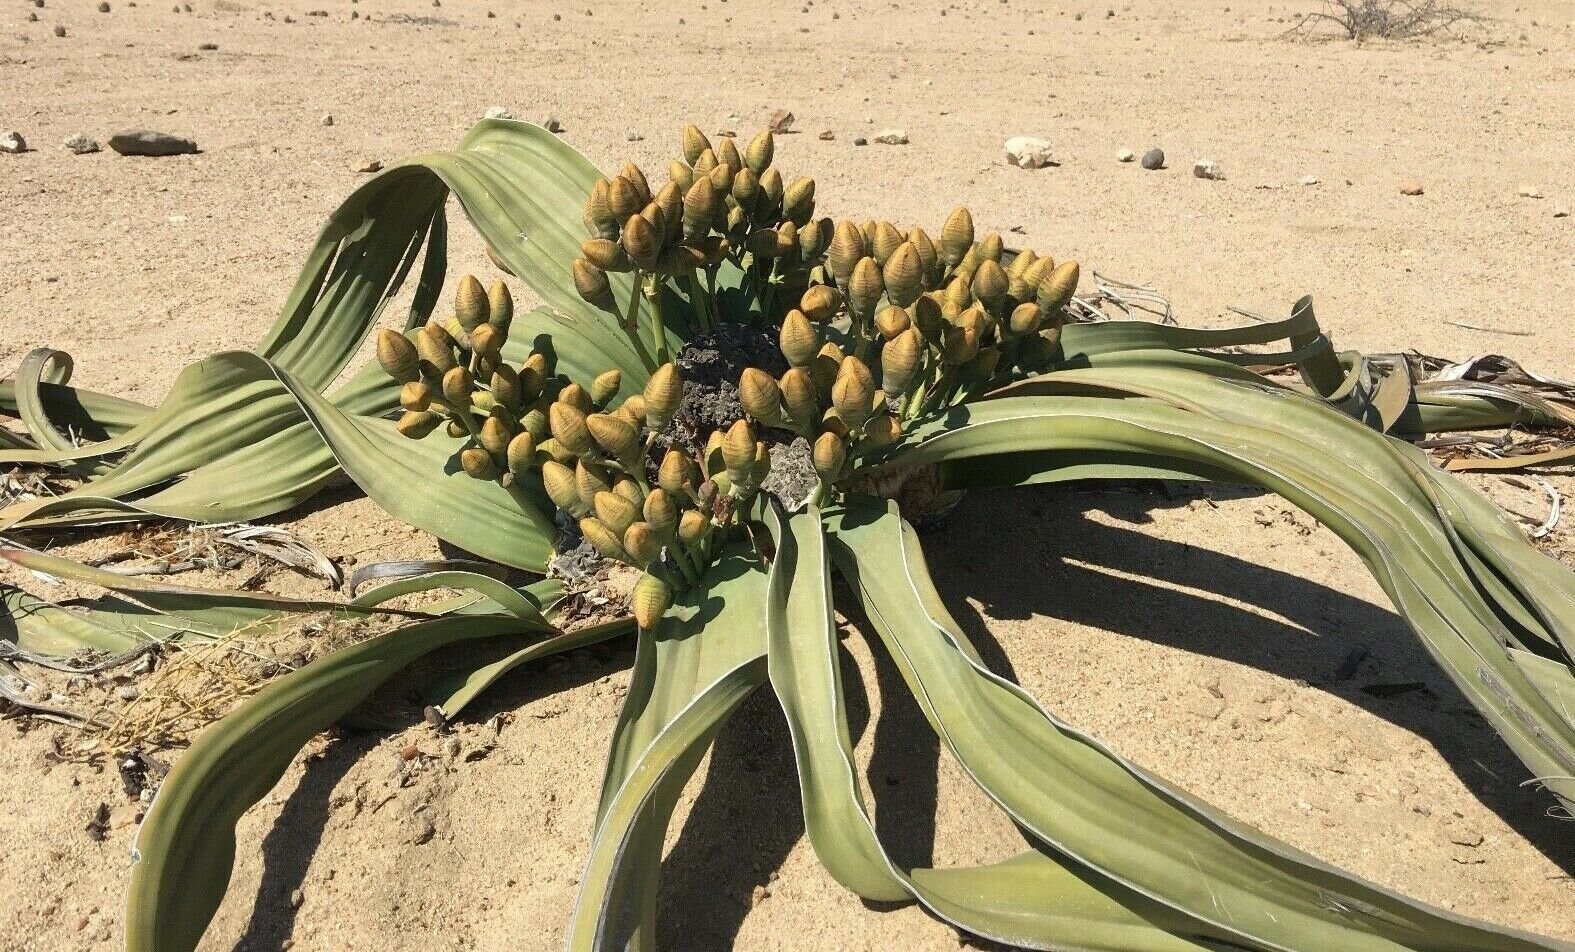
left=2, top=0, right=1573, bottom=948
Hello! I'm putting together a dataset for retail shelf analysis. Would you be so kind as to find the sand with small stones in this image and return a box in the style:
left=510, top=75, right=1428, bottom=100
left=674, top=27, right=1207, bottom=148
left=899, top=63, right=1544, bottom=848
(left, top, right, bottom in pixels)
left=2, top=0, right=1574, bottom=949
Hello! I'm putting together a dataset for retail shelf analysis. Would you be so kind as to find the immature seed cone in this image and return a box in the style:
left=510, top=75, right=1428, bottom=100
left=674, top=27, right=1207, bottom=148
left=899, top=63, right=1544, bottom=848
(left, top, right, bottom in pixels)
left=783, top=177, right=816, bottom=226
left=615, top=475, right=645, bottom=506
left=447, top=421, right=469, bottom=439
left=943, top=277, right=973, bottom=315
left=1008, top=301, right=1043, bottom=336
left=608, top=175, right=643, bottom=221
left=959, top=346, right=1001, bottom=383
left=559, top=383, right=593, bottom=413
left=971, top=259, right=1009, bottom=306
left=470, top=324, right=502, bottom=360
left=883, top=242, right=924, bottom=308
left=738, top=367, right=783, bottom=424
left=978, top=233, right=1003, bottom=263
left=881, top=328, right=924, bottom=395
left=454, top=275, right=488, bottom=332
left=708, top=162, right=734, bottom=196
left=759, top=167, right=784, bottom=209
left=486, top=279, right=514, bottom=330
left=549, top=402, right=594, bottom=456
left=591, top=369, right=622, bottom=407
left=720, top=419, right=756, bottom=479
left=520, top=405, right=550, bottom=441
left=809, top=343, right=843, bottom=399
left=678, top=509, right=708, bottom=543
left=376, top=329, right=419, bottom=381
left=871, top=221, right=904, bottom=267
left=1007, top=247, right=1037, bottom=277
left=827, top=221, right=866, bottom=287
left=682, top=178, right=719, bottom=244
left=658, top=449, right=694, bottom=496
left=622, top=214, right=660, bottom=271
left=623, top=522, right=661, bottom=566
left=943, top=324, right=981, bottom=365
left=799, top=217, right=832, bottom=260
left=621, top=162, right=651, bottom=203
left=940, top=207, right=974, bottom=267
left=580, top=516, right=629, bottom=563
left=847, top=257, right=884, bottom=320
left=745, top=130, right=774, bottom=175
left=812, top=431, right=846, bottom=484
left=587, top=412, right=639, bottom=460
left=908, top=227, right=939, bottom=280
left=831, top=357, right=877, bottom=428
left=506, top=431, right=538, bottom=475
left=479, top=415, right=513, bottom=456
left=400, top=380, right=432, bottom=412
left=442, top=366, right=473, bottom=406
left=911, top=295, right=945, bottom=342
left=799, top=285, right=841, bottom=324
left=779, top=368, right=819, bottom=430
left=415, top=324, right=457, bottom=376
left=572, top=259, right=617, bottom=312
left=731, top=167, right=759, bottom=207
left=775, top=221, right=800, bottom=260
left=488, top=366, right=520, bottom=412
left=595, top=490, right=641, bottom=537
left=581, top=237, right=630, bottom=273
left=631, top=572, right=673, bottom=629
left=716, top=135, right=742, bottom=173
left=644, top=363, right=682, bottom=429
left=779, top=310, right=820, bottom=368
left=1038, top=260, right=1080, bottom=312
left=682, top=124, right=711, bottom=166
left=617, top=394, right=647, bottom=427
left=576, top=459, right=612, bottom=509
left=874, top=306, right=911, bottom=340
left=584, top=179, right=618, bottom=239
left=862, top=413, right=902, bottom=448
left=694, top=147, right=718, bottom=175
left=460, top=447, right=499, bottom=480
left=643, top=488, right=678, bottom=539
left=396, top=410, right=442, bottom=439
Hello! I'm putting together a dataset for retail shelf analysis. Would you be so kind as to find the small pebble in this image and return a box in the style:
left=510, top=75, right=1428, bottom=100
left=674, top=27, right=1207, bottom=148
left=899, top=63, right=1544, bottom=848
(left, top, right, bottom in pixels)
left=289, top=888, right=304, bottom=909
left=767, top=109, right=795, bottom=133
left=97, top=1, right=110, bottom=10
left=1516, top=185, right=1542, bottom=199
left=852, top=136, right=867, bottom=146
left=543, top=116, right=563, bottom=133
left=54, top=23, right=66, bottom=36
left=197, top=41, right=217, bottom=50
left=872, top=129, right=908, bottom=145
left=1299, top=174, right=1319, bottom=186
left=1192, top=158, right=1225, bottom=181
left=1554, top=207, right=1569, bottom=219
left=27, top=10, right=37, bottom=19
left=625, top=131, right=643, bottom=141
left=484, top=105, right=515, bottom=120
left=1116, top=147, right=1135, bottom=162
left=115, top=685, right=140, bottom=701
left=1399, top=179, right=1424, bottom=196
left=0, top=131, right=26, bottom=154
left=64, top=134, right=101, bottom=154
left=320, top=114, right=334, bottom=127
left=1140, top=147, right=1164, bottom=170
left=818, top=130, right=835, bottom=141
left=353, top=158, right=383, bottom=173
left=750, top=884, right=770, bottom=907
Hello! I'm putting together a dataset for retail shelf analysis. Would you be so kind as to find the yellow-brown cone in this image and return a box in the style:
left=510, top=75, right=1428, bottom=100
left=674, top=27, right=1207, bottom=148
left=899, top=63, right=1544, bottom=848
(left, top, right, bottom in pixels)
left=572, top=258, right=617, bottom=312
left=442, top=366, right=473, bottom=406
left=847, top=257, right=884, bottom=320
left=376, top=329, right=419, bottom=382
left=738, top=367, right=783, bottom=425
left=939, top=207, right=974, bottom=267
left=644, top=363, right=683, bottom=429
left=587, top=412, right=639, bottom=460
left=812, top=431, right=846, bottom=484
left=658, top=449, right=694, bottom=496
left=779, top=368, right=819, bottom=430
left=623, top=522, right=661, bottom=566
left=827, top=220, right=866, bottom=288
left=399, top=380, right=431, bottom=413
left=678, top=509, right=708, bottom=543
left=882, top=242, right=924, bottom=308
left=396, top=410, right=442, bottom=439
left=549, top=402, right=594, bottom=456
left=779, top=310, right=820, bottom=368
left=1037, top=260, right=1080, bottom=313
left=591, top=369, right=623, bottom=408
left=720, top=419, right=756, bottom=480
left=682, top=124, right=711, bottom=166
left=506, top=431, right=538, bottom=476
left=581, top=516, right=629, bottom=563
left=881, top=328, right=924, bottom=396
left=745, top=130, right=774, bottom=175
left=460, top=447, right=499, bottom=480
left=455, top=275, right=488, bottom=332
left=831, top=357, right=877, bottom=428
left=631, top=573, right=672, bottom=630
left=594, top=490, right=641, bottom=537
left=799, top=285, right=841, bottom=324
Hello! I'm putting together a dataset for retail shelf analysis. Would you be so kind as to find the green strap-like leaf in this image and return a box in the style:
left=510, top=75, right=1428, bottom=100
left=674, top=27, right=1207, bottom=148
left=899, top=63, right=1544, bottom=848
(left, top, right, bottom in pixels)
left=569, top=547, right=769, bottom=952
left=761, top=499, right=1228, bottom=951
left=827, top=496, right=1570, bottom=952
left=125, top=609, right=568, bottom=952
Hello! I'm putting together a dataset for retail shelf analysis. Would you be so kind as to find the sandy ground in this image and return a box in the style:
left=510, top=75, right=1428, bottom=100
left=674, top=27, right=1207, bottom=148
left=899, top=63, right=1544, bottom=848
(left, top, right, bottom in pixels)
left=3, top=0, right=1574, bottom=948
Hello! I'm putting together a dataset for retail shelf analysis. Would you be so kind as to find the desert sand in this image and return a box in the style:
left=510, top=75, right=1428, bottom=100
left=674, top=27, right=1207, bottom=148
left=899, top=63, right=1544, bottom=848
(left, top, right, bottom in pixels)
left=2, top=0, right=1573, bottom=949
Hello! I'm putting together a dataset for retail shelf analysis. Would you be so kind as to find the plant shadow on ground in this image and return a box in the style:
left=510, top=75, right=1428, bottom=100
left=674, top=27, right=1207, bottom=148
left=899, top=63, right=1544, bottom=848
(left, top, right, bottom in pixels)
left=923, top=482, right=1574, bottom=877
left=230, top=478, right=1572, bottom=952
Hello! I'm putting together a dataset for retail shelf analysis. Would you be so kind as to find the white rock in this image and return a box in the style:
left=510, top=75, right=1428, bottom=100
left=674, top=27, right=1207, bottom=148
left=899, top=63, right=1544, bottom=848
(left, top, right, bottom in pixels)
left=625, top=131, right=644, bottom=141
left=1516, top=185, right=1543, bottom=199
left=872, top=129, right=908, bottom=145
left=1192, top=159, right=1225, bottom=181
left=0, top=131, right=26, bottom=154
left=1116, top=147, right=1135, bottom=163
left=1003, top=135, right=1054, bottom=169
left=1299, top=174, right=1319, bottom=186
left=484, top=106, right=515, bottom=120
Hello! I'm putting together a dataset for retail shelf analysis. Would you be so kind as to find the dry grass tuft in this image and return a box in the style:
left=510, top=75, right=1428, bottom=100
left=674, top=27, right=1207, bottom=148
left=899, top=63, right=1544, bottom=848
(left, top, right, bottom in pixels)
left=1287, top=0, right=1489, bottom=41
